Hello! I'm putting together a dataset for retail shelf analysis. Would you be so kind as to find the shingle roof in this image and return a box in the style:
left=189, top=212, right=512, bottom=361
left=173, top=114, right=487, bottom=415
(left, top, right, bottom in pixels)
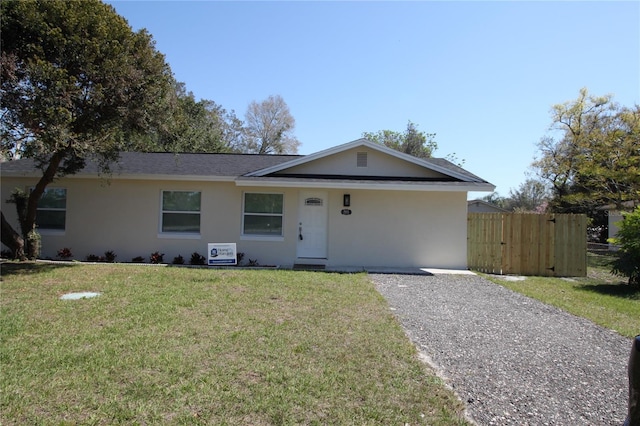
left=1, top=152, right=302, bottom=177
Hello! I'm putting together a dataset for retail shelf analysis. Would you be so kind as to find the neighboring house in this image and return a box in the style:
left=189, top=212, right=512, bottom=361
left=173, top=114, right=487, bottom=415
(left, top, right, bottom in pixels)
left=467, top=199, right=508, bottom=213
left=599, top=201, right=639, bottom=245
left=1, top=139, right=494, bottom=269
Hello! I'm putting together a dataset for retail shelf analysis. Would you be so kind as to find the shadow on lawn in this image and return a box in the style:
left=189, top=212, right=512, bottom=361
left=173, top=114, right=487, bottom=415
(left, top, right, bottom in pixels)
left=0, top=261, right=77, bottom=277
left=576, top=282, right=640, bottom=300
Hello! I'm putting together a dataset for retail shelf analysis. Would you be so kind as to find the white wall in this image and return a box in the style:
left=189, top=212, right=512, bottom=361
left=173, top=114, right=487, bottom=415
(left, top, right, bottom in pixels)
left=2, top=176, right=469, bottom=269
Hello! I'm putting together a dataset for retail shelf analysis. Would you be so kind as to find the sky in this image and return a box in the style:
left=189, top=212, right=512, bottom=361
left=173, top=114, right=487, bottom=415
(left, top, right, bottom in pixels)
left=106, top=1, right=640, bottom=199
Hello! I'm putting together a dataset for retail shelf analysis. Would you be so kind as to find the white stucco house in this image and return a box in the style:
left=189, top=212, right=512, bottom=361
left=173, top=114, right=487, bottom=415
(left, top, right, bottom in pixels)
left=1, top=139, right=494, bottom=269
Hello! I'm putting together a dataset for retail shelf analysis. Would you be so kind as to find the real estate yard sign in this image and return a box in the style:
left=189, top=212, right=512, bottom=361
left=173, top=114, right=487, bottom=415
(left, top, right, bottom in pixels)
left=208, top=243, right=237, bottom=266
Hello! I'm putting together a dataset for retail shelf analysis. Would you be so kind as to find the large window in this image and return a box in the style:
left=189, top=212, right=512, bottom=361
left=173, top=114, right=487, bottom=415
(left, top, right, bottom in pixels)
left=243, top=193, right=283, bottom=236
left=161, top=191, right=201, bottom=233
left=36, top=188, right=66, bottom=230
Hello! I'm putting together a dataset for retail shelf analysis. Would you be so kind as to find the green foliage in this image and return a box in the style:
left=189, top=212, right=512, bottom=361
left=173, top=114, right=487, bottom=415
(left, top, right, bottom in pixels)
left=1, top=0, right=176, bottom=258
left=609, top=207, right=640, bottom=286
left=532, top=88, right=640, bottom=214
left=363, top=121, right=437, bottom=159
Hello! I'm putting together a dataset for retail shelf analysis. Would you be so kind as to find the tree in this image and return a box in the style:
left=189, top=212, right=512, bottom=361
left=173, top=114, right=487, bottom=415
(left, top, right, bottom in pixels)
left=130, top=83, right=244, bottom=154
left=505, top=179, right=550, bottom=212
left=532, top=88, right=640, bottom=214
left=609, top=207, right=640, bottom=286
left=1, top=0, right=175, bottom=259
left=363, top=121, right=437, bottom=159
left=239, top=95, right=300, bottom=154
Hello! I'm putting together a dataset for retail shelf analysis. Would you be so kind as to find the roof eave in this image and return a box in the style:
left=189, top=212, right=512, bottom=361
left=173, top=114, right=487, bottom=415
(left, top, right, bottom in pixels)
left=235, top=177, right=495, bottom=192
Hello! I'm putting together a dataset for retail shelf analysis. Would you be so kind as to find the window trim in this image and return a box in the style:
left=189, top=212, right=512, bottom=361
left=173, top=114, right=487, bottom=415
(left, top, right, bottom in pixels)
left=158, top=190, right=202, bottom=237
left=241, top=192, right=285, bottom=240
left=35, top=187, right=67, bottom=235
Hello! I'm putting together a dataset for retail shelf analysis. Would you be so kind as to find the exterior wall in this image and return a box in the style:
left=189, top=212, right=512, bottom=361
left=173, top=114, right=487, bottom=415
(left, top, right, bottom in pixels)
left=1, top=176, right=469, bottom=269
left=327, top=190, right=468, bottom=268
left=281, top=146, right=448, bottom=178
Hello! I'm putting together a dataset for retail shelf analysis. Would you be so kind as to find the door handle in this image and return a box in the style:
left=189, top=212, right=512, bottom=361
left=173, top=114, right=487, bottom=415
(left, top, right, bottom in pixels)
left=299, top=224, right=303, bottom=240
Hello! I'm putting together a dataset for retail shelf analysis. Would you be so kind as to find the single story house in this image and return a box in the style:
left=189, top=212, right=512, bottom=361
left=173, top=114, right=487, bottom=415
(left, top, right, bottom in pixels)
left=467, top=199, right=508, bottom=213
left=1, top=139, right=494, bottom=269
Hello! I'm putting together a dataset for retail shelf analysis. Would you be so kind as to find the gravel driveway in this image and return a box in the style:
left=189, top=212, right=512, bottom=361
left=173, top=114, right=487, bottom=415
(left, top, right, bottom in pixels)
left=370, top=273, right=633, bottom=425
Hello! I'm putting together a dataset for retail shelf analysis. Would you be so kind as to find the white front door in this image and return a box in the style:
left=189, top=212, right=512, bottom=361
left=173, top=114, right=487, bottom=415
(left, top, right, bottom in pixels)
left=297, top=191, right=328, bottom=258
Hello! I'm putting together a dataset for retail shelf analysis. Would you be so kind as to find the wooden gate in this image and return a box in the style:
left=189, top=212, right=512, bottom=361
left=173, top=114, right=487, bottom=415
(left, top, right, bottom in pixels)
left=467, top=213, right=587, bottom=277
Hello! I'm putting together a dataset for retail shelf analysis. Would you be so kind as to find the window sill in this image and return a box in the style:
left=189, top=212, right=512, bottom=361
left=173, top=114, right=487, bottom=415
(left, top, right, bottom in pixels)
left=157, top=233, right=201, bottom=240
left=240, top=235, right=284, bottom=242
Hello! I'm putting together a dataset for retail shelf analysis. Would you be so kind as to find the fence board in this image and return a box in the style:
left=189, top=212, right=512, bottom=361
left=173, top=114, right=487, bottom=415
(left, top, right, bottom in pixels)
left=467, top=213, right=586, bottom=277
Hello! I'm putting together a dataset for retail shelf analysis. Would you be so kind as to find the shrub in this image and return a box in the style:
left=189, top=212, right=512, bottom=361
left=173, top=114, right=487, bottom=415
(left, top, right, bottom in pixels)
left=104, top=250, right=117, bottom=263
left=131, top=256, right=145, bottom=263
left=57, top=247, right=73, bottom=260
left=86, top=254, right=100, bottom=262
left=609, top=206, right=640, bottom=286
left=150, top=251, right=164, bottom=264
left=190, top=252, right=205, bottom=265
left=236, top=252, right=245, bottom=265
left=172, top=255, right=185, bottom=265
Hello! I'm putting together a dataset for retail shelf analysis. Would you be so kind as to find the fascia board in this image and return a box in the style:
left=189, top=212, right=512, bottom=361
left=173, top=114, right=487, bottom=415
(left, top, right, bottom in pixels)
left=235, top=177, right=495, bottom=192
left=1, top=171, right=237, bottom=182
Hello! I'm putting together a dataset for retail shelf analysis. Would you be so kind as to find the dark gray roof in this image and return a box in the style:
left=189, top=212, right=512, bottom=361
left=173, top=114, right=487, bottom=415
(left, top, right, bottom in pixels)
left=1, top=151, right=491, bottom=185
left=1, top=152, right=302, bottom=177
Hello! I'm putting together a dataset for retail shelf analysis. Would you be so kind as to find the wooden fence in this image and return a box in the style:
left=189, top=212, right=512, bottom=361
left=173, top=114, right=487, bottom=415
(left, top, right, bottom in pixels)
left=467, top=213, right=587, bottom=277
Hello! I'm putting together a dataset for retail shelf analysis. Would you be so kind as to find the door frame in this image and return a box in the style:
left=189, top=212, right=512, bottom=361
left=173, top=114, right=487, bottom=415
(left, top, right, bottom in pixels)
left=296, top=191, right=328, bottom=259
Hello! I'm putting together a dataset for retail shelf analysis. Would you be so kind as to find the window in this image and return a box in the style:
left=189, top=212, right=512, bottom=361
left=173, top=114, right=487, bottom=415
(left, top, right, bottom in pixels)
left=36, top=188, right=66, bottom=230
left=161, top=191, right=201, bottom=233
left=243, top=193, right=283, bottom=236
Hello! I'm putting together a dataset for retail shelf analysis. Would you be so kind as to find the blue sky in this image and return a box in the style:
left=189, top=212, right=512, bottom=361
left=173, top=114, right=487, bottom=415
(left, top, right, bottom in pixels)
left=107, top=1, right=639, bottom=199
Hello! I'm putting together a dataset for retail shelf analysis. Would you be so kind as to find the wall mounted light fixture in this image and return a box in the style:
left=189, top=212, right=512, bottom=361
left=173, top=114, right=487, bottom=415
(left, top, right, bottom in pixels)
left=343, top=194, right=351, bottom=207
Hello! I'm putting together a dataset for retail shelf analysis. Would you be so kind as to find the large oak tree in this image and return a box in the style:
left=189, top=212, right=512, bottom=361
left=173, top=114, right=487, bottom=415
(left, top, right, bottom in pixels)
left=1, top=0, right=175, bottom=259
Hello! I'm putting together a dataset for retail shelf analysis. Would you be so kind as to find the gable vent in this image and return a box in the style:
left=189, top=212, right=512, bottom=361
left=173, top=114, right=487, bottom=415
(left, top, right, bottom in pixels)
left=356, top=151, right=368, bottom=168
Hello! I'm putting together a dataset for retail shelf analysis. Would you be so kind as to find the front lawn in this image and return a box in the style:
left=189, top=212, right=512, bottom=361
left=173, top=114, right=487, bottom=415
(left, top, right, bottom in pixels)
left=0, top=263, right=469, bottom=425
left=482, top=253, right=639, bottom=339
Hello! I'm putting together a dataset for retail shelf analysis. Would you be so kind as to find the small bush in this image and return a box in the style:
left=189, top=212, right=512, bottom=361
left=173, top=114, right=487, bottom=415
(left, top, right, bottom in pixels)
left=190, top=252, right=205, bottom=265
left=86, top=254, right=100, bottom=262
left=150, top=251, right=164, bottom=264
left=131, top=256, right=145, bottom=263
left=236, top=252, right=245, bottom=265
left=609, top=206, right=640, bottom=286
left=172, top=255, right=185, bottom=265
left=104, top=251, right=117, bottom=263
left=57, top=247, right=73, bottom=260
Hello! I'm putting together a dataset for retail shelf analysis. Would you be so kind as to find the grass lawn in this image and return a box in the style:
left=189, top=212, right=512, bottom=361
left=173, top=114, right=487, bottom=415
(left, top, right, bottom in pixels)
left=481, top=253, right=639, bottom=339
left=0, top=263, right=469, bottom=425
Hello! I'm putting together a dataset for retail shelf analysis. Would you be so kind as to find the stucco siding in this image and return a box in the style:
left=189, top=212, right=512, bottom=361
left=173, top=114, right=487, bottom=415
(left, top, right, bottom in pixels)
left=327, top=190, right=467, bottom=268
left=2, top=177, right=468, bottom=269
left=280, top=147, right=448, bottom=178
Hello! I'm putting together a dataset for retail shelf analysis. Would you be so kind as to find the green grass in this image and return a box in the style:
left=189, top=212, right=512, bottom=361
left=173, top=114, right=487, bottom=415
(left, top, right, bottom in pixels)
left=0, top=263, right=469, bottom=425
left=481, top=253, right=639, bottom=339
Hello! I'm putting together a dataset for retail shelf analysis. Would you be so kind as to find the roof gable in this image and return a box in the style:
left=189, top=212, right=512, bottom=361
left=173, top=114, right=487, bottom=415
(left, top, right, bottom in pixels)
left=247, top=138, right=485, bottom=183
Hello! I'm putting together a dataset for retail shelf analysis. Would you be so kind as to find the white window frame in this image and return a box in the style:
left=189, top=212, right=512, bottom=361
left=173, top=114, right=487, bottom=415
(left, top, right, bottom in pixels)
left=158, top=190, right=202, bottom=239
left=241, top=192, right=285, bottom=241
left=35, top=187, right=67, bottom=235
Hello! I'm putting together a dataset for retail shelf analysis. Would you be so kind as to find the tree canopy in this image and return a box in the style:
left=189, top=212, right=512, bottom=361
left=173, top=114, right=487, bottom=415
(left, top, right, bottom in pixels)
left=363, top=121, right=437, bottom=159
left=1, top=0, right=175, bottom=258
left=531, top=88, right=640, bottom=213
left=238, top=95, right=300, bottom=154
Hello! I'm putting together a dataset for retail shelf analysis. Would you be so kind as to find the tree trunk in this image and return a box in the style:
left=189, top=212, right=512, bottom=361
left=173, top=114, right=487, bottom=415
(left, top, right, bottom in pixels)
left=1, top=211, right=25, bottom=260
left=20, top=151, right=65, bottom=259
